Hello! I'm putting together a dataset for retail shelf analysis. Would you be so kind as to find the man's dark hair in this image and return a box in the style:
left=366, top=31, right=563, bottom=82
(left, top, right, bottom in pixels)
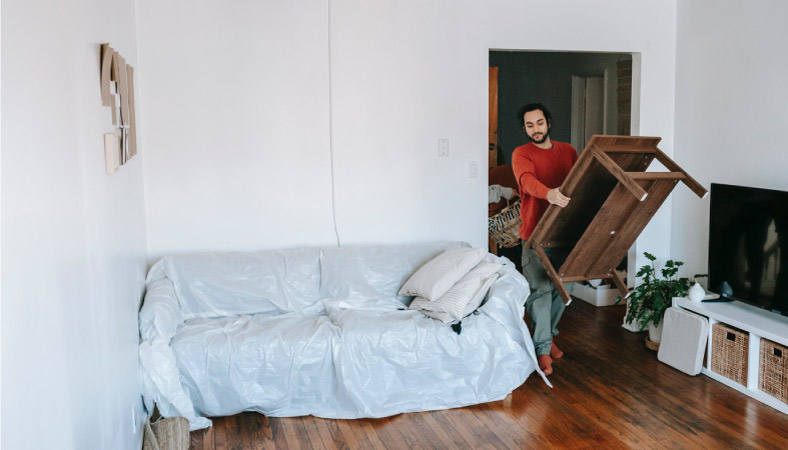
left=517, top=103, right=552, bottom=129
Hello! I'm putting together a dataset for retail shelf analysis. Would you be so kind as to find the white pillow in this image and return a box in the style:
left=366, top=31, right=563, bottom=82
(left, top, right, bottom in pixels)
left=409, top=262, right=502, bottom=323
left=398, top=248, right=487, bottom=300
left=461, top=273, right=499, bottom=317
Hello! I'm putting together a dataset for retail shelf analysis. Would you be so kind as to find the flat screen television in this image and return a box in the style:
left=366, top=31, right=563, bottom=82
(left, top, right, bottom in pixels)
left=708, top=183, right=788, bottom=316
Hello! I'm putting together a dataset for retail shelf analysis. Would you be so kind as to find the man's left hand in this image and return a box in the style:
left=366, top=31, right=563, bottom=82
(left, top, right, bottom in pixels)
left=546, top=188, right=570, bottom=208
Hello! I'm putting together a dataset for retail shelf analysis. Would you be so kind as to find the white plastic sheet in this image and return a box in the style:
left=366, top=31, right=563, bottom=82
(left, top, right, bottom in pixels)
left=138, top=242, right=546, bottom=429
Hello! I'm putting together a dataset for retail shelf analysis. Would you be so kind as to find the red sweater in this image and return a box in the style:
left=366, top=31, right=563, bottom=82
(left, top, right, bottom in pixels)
left=511, top=141, right=578, bottom=240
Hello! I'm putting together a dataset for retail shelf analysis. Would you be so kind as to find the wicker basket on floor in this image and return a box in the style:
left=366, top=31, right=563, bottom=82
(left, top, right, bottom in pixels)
left=759, top=338, right=788, bottom=403
left=488, top=198, right=521, bottom=248
left=711, top=323, right=749, bottom=385
left=143, top=416, right=189, bottom=450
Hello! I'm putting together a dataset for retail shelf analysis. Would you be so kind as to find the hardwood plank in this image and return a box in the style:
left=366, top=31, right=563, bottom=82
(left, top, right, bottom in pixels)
left=299, top=416, right=329, bottom=450
left=334, top=419, right=367, bottom=449
left=312, top=418, right=341, bottom=450
left=420, top=411, right=472, bottom=449
left=286, top=417, right=315, bottom=450
left=212, top=416, right=230, bottom=450
left=226, top=414, right=254, bottom=450
left=407, top=411, right=457, bottom=449
left=189, top=423, right=213, bottom=450
left=599, top=148, right=658, bottom=153
left=356, top=418, right=388, bottom=450
left=242, top=413, right=272, bottom=450
left=585, top=135, right=661, bottom=149
left=442, top=407, right=509, bottom=450
left=626, top=171, right=686, bottom=180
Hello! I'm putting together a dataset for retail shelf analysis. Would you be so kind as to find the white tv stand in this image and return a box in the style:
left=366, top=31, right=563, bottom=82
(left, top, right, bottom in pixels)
left=673, top=297, right=788, bottom=415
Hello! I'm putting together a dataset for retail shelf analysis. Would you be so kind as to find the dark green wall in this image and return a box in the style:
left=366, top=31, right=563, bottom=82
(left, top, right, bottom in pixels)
left=489, top=51, right=631, bottom=165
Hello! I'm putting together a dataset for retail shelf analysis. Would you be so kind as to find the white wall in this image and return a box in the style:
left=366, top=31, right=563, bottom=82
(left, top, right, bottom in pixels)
left=672, top=0, right=788, bottom=279
left=137, top=0, right=337, bottom=260
left=1, top=1, right=148, bottom=449
left=138, top=0, right=679, bottom=263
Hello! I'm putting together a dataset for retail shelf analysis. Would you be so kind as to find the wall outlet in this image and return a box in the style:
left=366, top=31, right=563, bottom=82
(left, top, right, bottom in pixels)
left=468, top=160, right=478, bottom=178
left=438, top=138, right=449, bottom=157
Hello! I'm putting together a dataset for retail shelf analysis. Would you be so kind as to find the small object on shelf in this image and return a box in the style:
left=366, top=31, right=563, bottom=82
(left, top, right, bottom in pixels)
left=718, top=281, right=734, bottom=298
left=688, top=282, right=706, bottom=302
left=702, top=296, right=733, bottom=303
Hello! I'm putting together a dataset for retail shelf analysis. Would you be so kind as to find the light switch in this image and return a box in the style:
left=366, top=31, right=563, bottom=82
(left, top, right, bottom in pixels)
left=438, top=138, right=449, bottom=157
left=468, top=160, right=478, bottom=178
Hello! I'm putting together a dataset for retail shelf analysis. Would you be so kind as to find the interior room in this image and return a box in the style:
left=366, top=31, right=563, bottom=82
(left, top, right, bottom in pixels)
left=2, top=1, right=788, bottom=449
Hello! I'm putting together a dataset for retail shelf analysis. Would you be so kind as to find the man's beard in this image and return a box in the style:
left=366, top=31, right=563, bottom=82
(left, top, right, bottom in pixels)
left=529, top=130, right=549, bottom=144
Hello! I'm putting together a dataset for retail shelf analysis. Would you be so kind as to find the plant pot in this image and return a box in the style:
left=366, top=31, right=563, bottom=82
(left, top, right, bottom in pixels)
left=648, top=320, right=664, bottom=344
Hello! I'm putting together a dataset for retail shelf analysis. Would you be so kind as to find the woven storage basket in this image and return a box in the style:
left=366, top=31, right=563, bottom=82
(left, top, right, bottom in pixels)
left=143, top=416, right=190, bottom=450
left=759, top=338, right=788, bottom=403
left=711, top=323, right=749, bottom=385
left=488, top=198, right=521, bottom=248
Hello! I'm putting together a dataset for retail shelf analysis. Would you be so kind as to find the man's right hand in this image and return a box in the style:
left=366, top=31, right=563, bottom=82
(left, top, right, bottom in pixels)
left=546, top=188, right=570, bottom=208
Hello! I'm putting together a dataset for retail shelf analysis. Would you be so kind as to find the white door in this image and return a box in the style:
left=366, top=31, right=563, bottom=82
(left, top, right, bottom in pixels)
left=571, top=73, right=611, bottom=150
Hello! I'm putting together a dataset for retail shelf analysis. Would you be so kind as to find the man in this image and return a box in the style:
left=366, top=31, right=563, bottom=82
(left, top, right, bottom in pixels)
left=511, top=103, right=578, bottom=376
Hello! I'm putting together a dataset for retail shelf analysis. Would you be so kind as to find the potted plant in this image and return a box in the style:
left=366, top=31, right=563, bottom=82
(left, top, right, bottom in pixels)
left=616, top=252, right=706, bottom=344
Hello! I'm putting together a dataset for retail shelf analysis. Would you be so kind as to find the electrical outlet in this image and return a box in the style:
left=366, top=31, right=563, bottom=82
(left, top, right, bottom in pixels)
left=468, top=160, right=478, bottom=178
left=438, top=138, right=449, bottom=157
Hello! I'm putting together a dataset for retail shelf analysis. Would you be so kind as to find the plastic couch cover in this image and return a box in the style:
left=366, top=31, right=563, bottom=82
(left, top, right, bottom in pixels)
left=139, top=242, right=546, bottom=430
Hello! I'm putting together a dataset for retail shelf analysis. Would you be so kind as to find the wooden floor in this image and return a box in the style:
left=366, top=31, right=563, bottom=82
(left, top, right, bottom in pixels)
left=189, top=299, right=788, bottom=449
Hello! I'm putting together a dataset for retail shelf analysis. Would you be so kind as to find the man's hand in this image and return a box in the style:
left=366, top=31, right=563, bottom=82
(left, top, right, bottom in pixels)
left=546, top=188, right=570, bottom=208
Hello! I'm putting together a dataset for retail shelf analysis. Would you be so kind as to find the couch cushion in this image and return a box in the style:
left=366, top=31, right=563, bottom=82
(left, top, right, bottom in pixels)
left=160, top=248, right=322, bottom=320
left=319, top=242, right=468, bottom=305
left=397, top=247, right=487, bottom=300
left=409, top=261, right=502, bottom=323
left=170, top=313, right=339, bottom=417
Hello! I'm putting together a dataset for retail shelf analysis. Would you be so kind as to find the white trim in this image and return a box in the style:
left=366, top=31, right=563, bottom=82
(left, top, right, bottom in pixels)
left=630, top=53, right=642, bottom=136
left=571, top=75, right=585, bottom=150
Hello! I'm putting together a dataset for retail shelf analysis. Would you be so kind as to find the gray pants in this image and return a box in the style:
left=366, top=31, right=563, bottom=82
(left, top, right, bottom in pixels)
left=521, top=244, right=570, bottom=356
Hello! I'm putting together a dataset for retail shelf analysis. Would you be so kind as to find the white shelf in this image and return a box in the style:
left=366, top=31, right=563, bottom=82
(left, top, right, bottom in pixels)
left=673, top=297, right=788, bottom=415
left=674, top=298, right=788, bottom=346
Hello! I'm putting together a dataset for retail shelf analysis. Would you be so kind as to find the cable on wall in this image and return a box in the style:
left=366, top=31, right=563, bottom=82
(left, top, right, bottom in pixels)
left=327, top=0, right=341, bottom=247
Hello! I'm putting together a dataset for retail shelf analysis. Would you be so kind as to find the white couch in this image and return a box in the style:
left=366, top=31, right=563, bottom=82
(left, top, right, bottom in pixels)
left=138, top=242, right=546, bottom=430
